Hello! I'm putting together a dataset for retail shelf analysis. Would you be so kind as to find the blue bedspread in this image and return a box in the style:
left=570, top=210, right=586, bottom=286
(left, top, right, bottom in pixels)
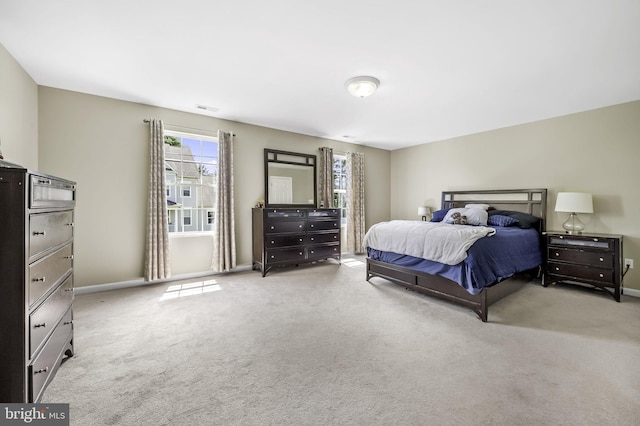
left=367, top=226, right=542, bottom=295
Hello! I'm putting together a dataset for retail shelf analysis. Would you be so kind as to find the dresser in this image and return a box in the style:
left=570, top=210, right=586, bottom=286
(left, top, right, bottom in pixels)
left=543, top=231, right=623, bottom=302
left=252, top=207, right=341, bottom=276
left=0, top=167, right=76, bottom=402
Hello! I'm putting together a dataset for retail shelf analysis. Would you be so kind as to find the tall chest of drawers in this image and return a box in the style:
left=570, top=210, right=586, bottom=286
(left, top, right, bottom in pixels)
left=543, top=231, right=623, bottom=302
left=0, top=168, right=76, bottom=402
left=252, top=207, right=341, bottom=276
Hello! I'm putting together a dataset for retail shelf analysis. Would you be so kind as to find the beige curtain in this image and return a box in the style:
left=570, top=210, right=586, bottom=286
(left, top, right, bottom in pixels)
left=346, top=152, right=366, bottom=254
left=144, top=119, right=171, bottom=281
left=318, top=147, right=334, bottom=208
left=212, top=130, right=236, bottom=272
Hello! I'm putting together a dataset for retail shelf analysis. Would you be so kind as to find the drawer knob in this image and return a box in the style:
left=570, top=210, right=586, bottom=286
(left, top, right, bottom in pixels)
left=64, top=255, right=74, bottom=260
left=599, top=258, right=604, bottom=262
left=271, top=255, right=275, bottom=259
left=593, top=238, right=599, bottom=242
left=599, top=273, right=604, bottom=278
left=299, top=238, right=303, bottom=242
left=63, top=320, right=73, bottom=325
left=32, top=277, right=46, bottom=282
left=66, top=222, right=74, bottom=227
left=33, top=231, right=46, bottom=236
left=270, top=226, right=274, bottom=230
left=37, top=179, right=52, bottom=185
left=34, top=367, right=49, bottom=374
left=555, top=253, right=559, bottom=256
left=310, top=237, right=315, bottom=241
left=64, top=288, right=74, bottom=292
left=34, top=323, right=46, bottom=328
left=270, top=240, right=275, bottom=244
left=299, top=252, right=303, bottom=255
left=310, top=251, right=314, bottom=254
left=555, top=267, right=560, bottom=271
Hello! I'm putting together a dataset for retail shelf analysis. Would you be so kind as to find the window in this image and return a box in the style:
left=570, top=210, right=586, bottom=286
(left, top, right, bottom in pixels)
left=164, top=131, right=218, bottom=233
left=333, top=154, right=347, bottom=224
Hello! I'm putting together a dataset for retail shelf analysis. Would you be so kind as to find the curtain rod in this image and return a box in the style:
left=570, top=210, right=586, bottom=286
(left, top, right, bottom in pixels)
left=143, top=119, right=235, bottom=137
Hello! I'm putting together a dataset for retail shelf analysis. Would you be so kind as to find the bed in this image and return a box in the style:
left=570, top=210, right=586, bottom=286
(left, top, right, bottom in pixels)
left=365, top=188, right=547, bottom=322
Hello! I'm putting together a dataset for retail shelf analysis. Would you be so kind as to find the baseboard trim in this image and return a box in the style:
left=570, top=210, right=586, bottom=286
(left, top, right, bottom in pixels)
left=624, top=287, right=640, bottom=298
left=74, top=264, right=253, bottom=295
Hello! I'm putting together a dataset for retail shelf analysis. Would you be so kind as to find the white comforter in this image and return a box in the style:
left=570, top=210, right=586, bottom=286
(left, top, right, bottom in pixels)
left=363, top=220, right=496, bottom=265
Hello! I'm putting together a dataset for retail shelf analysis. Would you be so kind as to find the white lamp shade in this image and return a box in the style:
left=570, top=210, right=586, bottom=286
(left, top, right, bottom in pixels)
left=418, top=206, right=431, bottom=216
left=555, top=192, right=593, bottom=213
left=345, top=76, right=380, bottom=97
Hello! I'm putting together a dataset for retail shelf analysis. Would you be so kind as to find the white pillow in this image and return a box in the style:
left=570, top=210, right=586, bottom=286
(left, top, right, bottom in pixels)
left=443, top=208, right=488, bottom=226
left=465, top=203, right=491, bottom=210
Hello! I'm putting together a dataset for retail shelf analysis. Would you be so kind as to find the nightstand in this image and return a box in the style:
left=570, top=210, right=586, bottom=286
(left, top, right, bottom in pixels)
left=543, top=231, right=623, bottom=302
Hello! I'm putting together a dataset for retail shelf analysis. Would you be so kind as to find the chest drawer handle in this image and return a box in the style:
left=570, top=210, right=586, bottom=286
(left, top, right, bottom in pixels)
left=555, top=267, right=560, bottom=271
left=34, top=367, right=49, bottom=374
left=63, top=320, right=73, bottom=325
left=599, top=273, right=604, bottom=278
left=32, top=231, right=46, bottom=236
left=270, top=226, right=275, bottom=230
left=34, top=323, right=46, bottom=328
left=555, top=253, right=559, bottom=256
left=599, top=258, right=604, bottom=262
left=310, top=237, right=315, bottom=241
left=299, top=252, right=303, bottom=255
left=64, top=288, right=74, bottom=292
left=66, top=222, right=74, bottom=227
left=32, top=277, right=46, bottom=282
left=310, top=250, right=314, bottom=254
left=64, top=255, right=74, bottom=260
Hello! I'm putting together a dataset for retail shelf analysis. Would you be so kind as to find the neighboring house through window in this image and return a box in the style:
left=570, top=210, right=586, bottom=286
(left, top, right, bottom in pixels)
left=333, top=154, right=347, bottom=225
left=164, top=131, right=218, bottom=233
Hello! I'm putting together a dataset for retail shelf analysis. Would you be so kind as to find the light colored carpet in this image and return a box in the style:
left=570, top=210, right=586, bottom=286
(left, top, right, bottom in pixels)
left=44, top=256, right=640, bottom=425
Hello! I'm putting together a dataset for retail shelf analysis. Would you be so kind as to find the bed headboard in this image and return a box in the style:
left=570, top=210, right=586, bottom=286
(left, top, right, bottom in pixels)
left=441, top=188, right=547, bottom=231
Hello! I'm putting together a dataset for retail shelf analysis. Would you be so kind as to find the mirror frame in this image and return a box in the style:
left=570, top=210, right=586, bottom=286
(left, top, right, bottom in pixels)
left=264, top=148, right=317, bottom=208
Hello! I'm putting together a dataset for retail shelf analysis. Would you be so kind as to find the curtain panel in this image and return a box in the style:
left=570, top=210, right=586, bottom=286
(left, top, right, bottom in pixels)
left=144, top=119, right=171, bottom=281
left=346, top=152, right=366, bottom=254
left=318, top=147, right=334, bottom=208
left=212, top=130, right=236, bottom=272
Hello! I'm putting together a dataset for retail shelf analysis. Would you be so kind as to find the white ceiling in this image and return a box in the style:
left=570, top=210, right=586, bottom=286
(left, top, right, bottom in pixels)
left=1, top=0, right=639, bottom=150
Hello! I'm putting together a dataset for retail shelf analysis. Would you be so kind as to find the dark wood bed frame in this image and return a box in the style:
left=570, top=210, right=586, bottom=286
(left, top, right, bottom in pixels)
left=366, top=188, right=547, bottom=322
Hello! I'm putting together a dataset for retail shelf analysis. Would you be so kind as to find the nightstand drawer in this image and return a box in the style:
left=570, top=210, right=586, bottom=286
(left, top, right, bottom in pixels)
left=547, top=262, right=613, bottom=284
left=548, top=248, right=613, bottom=268
left=548, top=236, right=614, bottom=251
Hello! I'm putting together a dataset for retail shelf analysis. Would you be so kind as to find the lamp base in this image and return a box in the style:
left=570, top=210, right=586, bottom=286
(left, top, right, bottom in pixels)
left=562, top=212, right=585, bottom=234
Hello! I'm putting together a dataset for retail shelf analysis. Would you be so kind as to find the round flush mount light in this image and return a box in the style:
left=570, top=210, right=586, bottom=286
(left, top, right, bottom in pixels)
left=345, top=76, right=380, bottom=98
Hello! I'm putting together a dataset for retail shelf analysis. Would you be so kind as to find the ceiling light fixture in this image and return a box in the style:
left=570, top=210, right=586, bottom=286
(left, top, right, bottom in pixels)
left=345, top=76, right=380, bottom=98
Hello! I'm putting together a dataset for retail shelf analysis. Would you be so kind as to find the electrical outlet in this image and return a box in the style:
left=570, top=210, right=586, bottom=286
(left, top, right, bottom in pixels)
left=625, top=258, right=634, bottom=269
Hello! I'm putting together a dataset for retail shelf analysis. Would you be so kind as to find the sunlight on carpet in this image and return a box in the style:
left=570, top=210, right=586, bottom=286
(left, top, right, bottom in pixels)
left=342, top=258, right=365, bottom=267
left=159, top=279, right=221, bottom=301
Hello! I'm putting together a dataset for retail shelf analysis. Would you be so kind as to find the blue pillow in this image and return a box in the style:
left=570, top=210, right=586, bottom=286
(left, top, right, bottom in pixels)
left=488, top=214, right=519, bottom=227
left=430, top=208, right=450, bottom=222
left=488, top=210, right=539, bottom=229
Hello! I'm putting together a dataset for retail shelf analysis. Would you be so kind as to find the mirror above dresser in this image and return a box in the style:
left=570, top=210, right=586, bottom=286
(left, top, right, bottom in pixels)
left=264, top=149, right=316, bottom=208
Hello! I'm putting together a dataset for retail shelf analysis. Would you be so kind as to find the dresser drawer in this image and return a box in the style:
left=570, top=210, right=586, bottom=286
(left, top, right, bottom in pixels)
left=547, top=262, right=613, bottom=285
left=308, top=232, right=340, bottom=244
left=307, top=209, right=340, bottom=218
left=30, top=276, right=73, bottom=357
left=266, top=248, right=306, bottom=263
left=29, top=307, right=73, bottom=403
left=308, top=244, right=340, bottom=260
left=29, top=243, right=73, bottom=307
left=30, top=175, right=76, bottom=208
left=29, top=210, right=74, bottom=259
left=266, top=234, right=305, bottom=248
left=307, top=220, right=340, bottom=232
left=265, top=220, right=305, bottom=234
left=548, top=248, right=613, bottom=268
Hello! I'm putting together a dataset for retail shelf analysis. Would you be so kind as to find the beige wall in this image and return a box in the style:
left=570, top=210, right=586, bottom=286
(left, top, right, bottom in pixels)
left=391, top=100, right=640, bottom=291
left=0, top=43, right=38, bottom=169
left=37, top=87, right=391, bottom=287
